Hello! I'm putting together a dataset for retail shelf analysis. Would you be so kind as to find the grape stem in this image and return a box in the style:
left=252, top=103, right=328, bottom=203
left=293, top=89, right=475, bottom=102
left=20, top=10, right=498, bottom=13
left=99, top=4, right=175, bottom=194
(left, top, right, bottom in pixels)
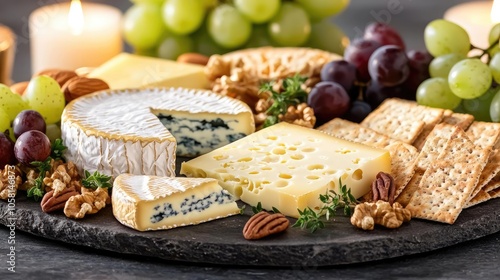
left=471, top=35, right=500, bottom=61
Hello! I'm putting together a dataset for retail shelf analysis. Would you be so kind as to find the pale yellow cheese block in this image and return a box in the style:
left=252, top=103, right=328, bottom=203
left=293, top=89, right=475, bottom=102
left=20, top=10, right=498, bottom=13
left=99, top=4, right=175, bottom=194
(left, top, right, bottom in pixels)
left=180, top=123, right=391, bottom=218
left=88, top=53, right=209, bottom=89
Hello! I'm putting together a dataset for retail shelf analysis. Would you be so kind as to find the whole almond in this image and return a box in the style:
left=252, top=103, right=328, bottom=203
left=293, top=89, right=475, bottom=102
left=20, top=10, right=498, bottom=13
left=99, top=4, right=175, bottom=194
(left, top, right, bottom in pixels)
left=177, top=53, right=210, bottom=66
left=35, top=69, right=78, bottom=87
left=62, top=76, right=109, bottom=102
left=10, top=81, right=29, bottom=95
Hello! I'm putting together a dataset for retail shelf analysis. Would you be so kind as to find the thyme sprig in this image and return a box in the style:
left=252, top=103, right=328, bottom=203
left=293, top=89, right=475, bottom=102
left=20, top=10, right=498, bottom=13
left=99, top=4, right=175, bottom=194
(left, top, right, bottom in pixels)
left=26, top=158, right=52, bottom=202
left=293, top=179, right=358, bottom=233
left=82, top=170, right=112, bottom=190
left=50, top=138, right=67, bottom=160
left=259, top=74, right=308, bottom=128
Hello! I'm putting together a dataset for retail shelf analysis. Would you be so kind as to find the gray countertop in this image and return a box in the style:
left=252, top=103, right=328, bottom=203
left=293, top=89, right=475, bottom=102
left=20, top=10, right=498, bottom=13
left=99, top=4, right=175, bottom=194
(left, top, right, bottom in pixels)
left=2, top=0, right=499, bottom=279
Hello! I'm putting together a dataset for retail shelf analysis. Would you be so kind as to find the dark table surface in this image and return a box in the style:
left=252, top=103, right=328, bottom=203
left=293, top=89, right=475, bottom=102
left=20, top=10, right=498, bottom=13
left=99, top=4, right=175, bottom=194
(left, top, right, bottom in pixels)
left=2, top=0, right=500, bottom=279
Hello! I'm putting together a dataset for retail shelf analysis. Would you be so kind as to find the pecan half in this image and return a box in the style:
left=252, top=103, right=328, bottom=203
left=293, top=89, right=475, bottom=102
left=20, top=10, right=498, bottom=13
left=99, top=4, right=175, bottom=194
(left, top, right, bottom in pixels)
left=243, top=211, right=289, bottom=240
left=41, top=186, right=79, bottom=213
left=371, top=172, right=396, bottom=205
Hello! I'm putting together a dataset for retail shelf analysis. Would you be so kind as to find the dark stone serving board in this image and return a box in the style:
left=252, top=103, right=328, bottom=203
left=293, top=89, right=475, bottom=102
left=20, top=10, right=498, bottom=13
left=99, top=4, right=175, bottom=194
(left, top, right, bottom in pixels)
left=2, top=194, right=500, bottom=267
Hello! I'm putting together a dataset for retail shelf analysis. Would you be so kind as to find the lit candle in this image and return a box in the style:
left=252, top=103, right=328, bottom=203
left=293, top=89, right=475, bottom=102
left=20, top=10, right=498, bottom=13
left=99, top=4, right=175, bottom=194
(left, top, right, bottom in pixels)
left=444, top=0, right=500, bottom=49
left=29, top=0, right=122, bottom=74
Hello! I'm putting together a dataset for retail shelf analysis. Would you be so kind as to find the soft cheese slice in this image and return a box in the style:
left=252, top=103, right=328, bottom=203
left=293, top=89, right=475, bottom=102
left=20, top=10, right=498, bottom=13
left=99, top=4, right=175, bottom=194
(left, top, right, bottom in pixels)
left=181, top=123, right=391, bottom=218
left=88, top=53, right=209, bottom=89
left=61, top=88, right=254, bottom=179
left=112, top=174, right=240, bottom=231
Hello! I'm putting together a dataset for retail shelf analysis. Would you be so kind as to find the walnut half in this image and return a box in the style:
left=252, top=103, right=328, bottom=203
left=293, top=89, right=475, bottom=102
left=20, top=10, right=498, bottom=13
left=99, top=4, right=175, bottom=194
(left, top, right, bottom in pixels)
left=64, top=187, right=110, bottom=219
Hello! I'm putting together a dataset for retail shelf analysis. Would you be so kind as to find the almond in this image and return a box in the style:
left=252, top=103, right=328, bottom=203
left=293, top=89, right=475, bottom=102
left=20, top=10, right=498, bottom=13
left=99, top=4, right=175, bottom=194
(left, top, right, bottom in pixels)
left=10, top=81, right=29, bottom=96
left=177, top=53, right=210, bottom=66
left=62, top=76, right=109, bottom=102
left=35, top=69, right=78, bottom=87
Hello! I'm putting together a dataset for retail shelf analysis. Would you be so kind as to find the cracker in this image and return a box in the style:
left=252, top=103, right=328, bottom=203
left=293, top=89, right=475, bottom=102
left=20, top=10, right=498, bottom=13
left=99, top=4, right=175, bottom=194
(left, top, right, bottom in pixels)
left=395, top=124, right=460, bottom=206
left=361, top=99, right=427, bottom=144
left=464, top=190, right=491, bottom=209
left=441, top=113, right=474, bottom=131
left=466, top=121, right=500, bottom=149
left=406, top=129, right=490, bottom=224
left=385, top=142, right=418, bottom=198
left=488, top=187, right=500, bottom=199
left=469, top=149, right=500, bottom=199
left=484, top=173, right=500, bottom=193
left=318, top=118, right=397, bottom=148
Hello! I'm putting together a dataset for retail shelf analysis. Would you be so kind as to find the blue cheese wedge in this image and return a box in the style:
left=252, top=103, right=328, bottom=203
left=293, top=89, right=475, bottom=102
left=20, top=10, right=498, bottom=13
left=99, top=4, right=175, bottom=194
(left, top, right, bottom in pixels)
left=61, top=88, right=255, bottom=179
left=112, top=174, right=240, bottom=231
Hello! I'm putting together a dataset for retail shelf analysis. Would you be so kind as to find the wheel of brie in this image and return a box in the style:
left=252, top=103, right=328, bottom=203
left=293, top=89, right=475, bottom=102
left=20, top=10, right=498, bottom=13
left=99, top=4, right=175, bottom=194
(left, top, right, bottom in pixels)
left=61, top=87, right=255, bottom=179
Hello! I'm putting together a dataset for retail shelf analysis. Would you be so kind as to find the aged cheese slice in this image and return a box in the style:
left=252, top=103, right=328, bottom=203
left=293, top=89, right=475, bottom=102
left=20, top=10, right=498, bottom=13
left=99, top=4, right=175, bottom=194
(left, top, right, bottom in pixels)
left=112, top=174, right=240, bottom=231
left=88, top=53, right=209, bottom=89
left=180, top=123, right=391, bottom=218
left=61, top=88, right=255, bottom=179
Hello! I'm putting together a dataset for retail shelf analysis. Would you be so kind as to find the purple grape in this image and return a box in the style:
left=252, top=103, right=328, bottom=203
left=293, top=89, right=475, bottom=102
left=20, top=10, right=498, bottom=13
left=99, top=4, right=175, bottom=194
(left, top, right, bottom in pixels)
left=307, top=81, right=350, bottom=126
left=13, top=110, right=46, bottom=139
left=363, top=82, right=404, bottom=109
left=364, top=22, right=405, bottom=50
left=320, top=60, right=357, bottom=93
left=14, top=130, right=51, bottom=166
left=403, top=50, right=433, bottom=101
left=368, top=45, right=410, bottom=87
left=342, top=100, right=372, bottom=123
left=406, top=50, right=433, bottom=74
left=0, top=130, right=16, bottom=169
left=344, top=39, right=382, bottom=82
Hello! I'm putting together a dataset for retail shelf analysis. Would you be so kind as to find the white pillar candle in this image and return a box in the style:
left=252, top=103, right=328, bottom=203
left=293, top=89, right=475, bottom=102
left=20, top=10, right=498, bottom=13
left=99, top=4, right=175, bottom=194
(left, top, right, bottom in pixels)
left=29, top=0, right=122, bottom=74
left=444, top=0, right=499, bottom=49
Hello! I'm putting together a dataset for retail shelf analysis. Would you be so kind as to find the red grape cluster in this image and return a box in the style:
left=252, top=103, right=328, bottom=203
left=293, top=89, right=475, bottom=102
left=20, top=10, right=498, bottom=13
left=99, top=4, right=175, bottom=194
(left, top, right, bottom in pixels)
left=308, top=22, right=432, bottom=126
left=0, top=110, right=51, bottom=169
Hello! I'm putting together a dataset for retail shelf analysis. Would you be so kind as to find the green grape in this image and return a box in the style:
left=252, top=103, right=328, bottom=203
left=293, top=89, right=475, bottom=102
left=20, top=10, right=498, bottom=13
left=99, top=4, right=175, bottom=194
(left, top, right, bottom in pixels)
left=157, top=34, right=194, bottom=60
left=24, top=76, right=65, bottom=125
left=208, top=4, right=252, bottom=49
left=489, top=53, right=500, bottom=84
left=268, top=3, right=311, bottom=46
left=416, top=78, right=461, bottom=109
left=201, top=0, right=217, bottom=8
left=123, top=4, right=165, bottom=50
left=192, top=27, right=231, bottom=56
left=448, top=59, right=492, bottom=99
left=306, top=19, right=349, bottom=55
left=488, top=23, right=500, bottom=56
left=234, top=0, right=280, bottom=24
left=0, top=84, right=29, bottom=121
left=295, top=0, right=350, bottom=21
left=463, top=86, right=497, bottom=122
left=490, top=88, right=500, bottom=122
left=162, top=0, right=205, bottom=35
left=244, top=24, right=275, bottom=49
left=0, top=107, right=10, bottom=133
left=453, top=101, right=467, bottom=114
left=424, top=19, right=470, bottom=57
left=46, top=124, right=62, bottom=143
left=429, top=53, right=466, bottom=78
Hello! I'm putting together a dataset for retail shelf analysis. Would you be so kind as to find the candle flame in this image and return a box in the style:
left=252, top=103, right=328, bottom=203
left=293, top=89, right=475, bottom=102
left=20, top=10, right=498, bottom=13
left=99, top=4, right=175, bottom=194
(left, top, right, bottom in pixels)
left=68, top=0, right=84, bottom=35
left=492, top=0, right=500, bottom=23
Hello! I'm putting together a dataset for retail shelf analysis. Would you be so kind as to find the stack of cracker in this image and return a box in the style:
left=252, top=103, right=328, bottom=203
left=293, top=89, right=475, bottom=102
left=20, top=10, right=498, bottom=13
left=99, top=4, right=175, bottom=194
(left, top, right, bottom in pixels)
left=318, top=98, right=500, bottom=224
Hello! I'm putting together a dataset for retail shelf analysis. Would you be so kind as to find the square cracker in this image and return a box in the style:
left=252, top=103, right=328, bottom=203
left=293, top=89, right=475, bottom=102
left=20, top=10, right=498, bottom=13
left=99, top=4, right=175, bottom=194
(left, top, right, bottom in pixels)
left=361, top=99, right=427, bottom=144
left=488, top=187, right=500, bottom=199
left=464, top=190, right=491, bottom=209
left=484, top=173, right=500, bottom=193
left=441, top=113, right=474, bottom=131
left=406, top=128, right=491, bottom=224
left=466, top=121, right=500, bottom=149
left=385, top=142, right=418, bottom=198
left=395, top=124, right=460, bottom=206
left=469, top=149, right=500, bottom=200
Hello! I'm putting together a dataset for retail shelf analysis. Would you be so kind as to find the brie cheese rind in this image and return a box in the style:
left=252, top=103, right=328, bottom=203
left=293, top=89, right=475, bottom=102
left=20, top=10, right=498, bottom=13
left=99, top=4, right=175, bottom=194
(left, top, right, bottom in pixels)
left=112, top=174, right=240, bottom=231
left=61, top=88, right=255, bottom=179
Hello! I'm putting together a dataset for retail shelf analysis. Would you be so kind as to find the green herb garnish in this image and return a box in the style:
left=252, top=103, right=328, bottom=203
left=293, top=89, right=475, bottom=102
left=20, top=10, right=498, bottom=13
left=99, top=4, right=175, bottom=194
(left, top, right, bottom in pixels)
left=82, top=170, right=112, bottom=190
left=293, top=179, right=357, bottom=233
left=259, top=74, right=308, bottom=128
left=27, top=158, right=52, bottom=202
left=50, top=138, right=67, bottom=160
left=251, top=202, right=264, bottom=214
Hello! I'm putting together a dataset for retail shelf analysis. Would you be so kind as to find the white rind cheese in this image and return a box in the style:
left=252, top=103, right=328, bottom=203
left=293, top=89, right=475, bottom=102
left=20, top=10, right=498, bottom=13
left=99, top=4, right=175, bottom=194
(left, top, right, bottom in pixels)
left=112, top=174, right=240, bottom=231
left=181, top=122, right=391, bottom=218
left=61, top=88, right=255, bottom=179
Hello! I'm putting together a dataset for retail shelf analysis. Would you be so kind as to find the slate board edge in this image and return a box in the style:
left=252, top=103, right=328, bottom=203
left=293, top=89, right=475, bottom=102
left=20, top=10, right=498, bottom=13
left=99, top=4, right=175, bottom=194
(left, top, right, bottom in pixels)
left=2, top=197, right=500, bottom=267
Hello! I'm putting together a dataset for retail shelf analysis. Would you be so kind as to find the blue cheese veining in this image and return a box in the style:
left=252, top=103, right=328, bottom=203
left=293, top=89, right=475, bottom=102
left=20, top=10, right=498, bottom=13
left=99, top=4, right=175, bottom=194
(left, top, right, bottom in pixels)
left=112, top=174, right=240, bottom=231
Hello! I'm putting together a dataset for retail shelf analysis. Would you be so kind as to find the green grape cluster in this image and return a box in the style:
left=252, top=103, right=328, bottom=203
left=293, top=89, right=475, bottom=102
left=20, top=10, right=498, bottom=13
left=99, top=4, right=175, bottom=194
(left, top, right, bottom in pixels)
left=123, top=0, right=350, bottom=60
left=417, top=19, right=500, bottom=122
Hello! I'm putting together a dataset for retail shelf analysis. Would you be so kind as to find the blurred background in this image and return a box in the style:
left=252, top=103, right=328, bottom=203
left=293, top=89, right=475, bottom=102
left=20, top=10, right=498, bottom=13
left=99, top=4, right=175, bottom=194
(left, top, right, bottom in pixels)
left=0, top=0, right=484, bottom=82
